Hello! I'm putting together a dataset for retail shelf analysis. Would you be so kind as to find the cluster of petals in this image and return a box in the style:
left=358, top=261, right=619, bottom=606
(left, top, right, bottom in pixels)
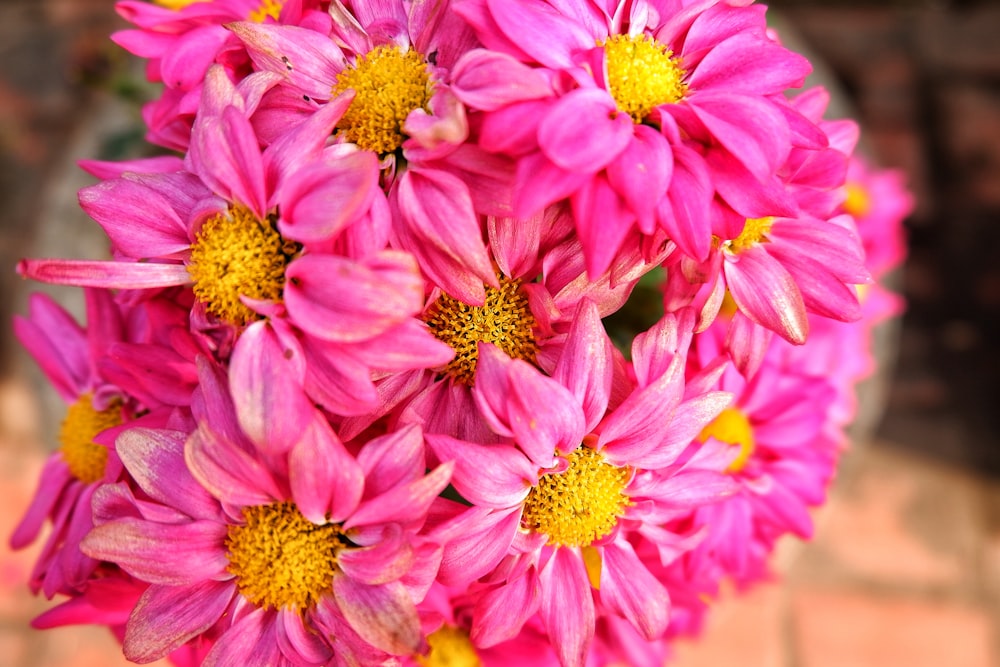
left=8, top=0, right=914, bottom=665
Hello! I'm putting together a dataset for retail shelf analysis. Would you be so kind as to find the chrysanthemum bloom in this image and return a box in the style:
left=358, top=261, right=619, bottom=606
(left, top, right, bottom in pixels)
left=230, top=0, right=511, bottom=304
left=20, top=65, right=452, bottom=417
left=841, top=154, right=913, bottom=279
left=113, top=0, right=329, bottom=149
left=679, top=318, right=841, bottom=586
left=10, top=288, right=155, bottom=598
left=426, top=304, right=734, bottom=666
left=344, top=206, right=668, bottom=442
left=449, top=0, right=815, bottom=277
left=659, top=88, right=871, bottom=375
left=82, top=357, right=454, bottom=665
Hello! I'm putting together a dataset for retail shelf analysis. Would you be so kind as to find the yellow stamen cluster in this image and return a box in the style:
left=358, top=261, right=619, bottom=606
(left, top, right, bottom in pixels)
left=332, top=45, right=433, bottom=155
left=152, top=0, right=202, bottom=9
left=249, top=0, right=283, bottom=22
left=416, top=625, right=482, bottom=667
left=729, top=216, right=774, bottom=254
left=187, top=204, right=298, bottom=326
left=226, top=502, right=345, bottom=611
left=522, top=446, right=632, bottom=548
left=601, top=34, right=687, bottom=123
left=423, top=277, right=538, bottom=385
left=58, top=394, right=123, bottom=484
left=697, top=406, right=755, bottom=474
left=843, top=182, right=872, bottom=218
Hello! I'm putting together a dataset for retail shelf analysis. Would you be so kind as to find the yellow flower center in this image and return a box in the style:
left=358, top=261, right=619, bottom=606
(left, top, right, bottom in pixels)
left=226, top=502, right=346, bottom=611
left=422, top=277, right=538, bottom=386
left=187, top=204, right=299, bottom=326
left=843, top=182, right=872, bottom=218
left=152, top=0, right=202, bottom=9
left=698, top=406, right=755, bottom=474
left=58, top=393, right=123, bottom=484
left=248, top=0, right=282, bottom=22
left=332, top=45, right=433, bottom=155
left=728, top=216, right=774, bottom=254
left=416, top=625, right=482, bottom=667
left=601, top=34, right=687, bottom=123
left=522, top=446, right=632, bottom=548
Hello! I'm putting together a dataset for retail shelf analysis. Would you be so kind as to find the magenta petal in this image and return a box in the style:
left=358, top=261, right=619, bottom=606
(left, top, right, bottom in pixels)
left=690, top=32, right=811, bottom=95
left=658, top=143, right=713, bottom=261
left=606, top=124, right=672, bottom=230
left=426, top=434, right=534, bottom=508
left=277, top=608, right=332, bottom=665
left=513, top=151, right=590, bottom=219
left=538, top=88, right=632, bottom=173
left=278, top=150, right=379, bottom=243
left=507, top=359, right=585, bottom=464
left=17, top=259, right=191, bottom=289
left=82, top=518, right=229, bottom=585
left=599, top=542, right=670, bottom=639
left=724, top=246, right=809, bottom=344
left=539, top=547, right=594, bottom=667
left=632, top=391, right=732, bottom=469
left=598, top=360, right=685, bottom=461
left=471, top=568, right=541, bottom=647
left=78, top=178, right=190, bottom=258
left=486, top=0, right=593, bottom=68
left=185, top=423, right=283, bottom=507
left=9, top=458, right=72, bottom=549
left=285, top=252, right=424, bottom=342
left=346, top=463, right=453, bottom=528
left=691, top=93, right=789, bottom=179
left=332, top=578, right=421, bottom=655
left=229, top=321, right=311, bottom=455
left=392, top=167, right=495, bottom=305
left=436, top=506, right=521, bottom=588
left=203, top=607, right=281, bottom=667
left=471, top=343, right=516, bottom=437
left=452, top=50, right=553, bottom=110
left=289, top=414, right=364, bottom=524
left=552, top=300, right=613, bottom=433
left=356, top=424, right=425, bottom=498
left=13, top=293, right=87, bottom=400
left=571, top=175, right=636, bottom=278
left=123, top=580, right=234, bottom=664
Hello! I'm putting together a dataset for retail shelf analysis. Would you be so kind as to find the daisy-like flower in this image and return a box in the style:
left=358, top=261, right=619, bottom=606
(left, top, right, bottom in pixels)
left=81, top=357, right=453, bottom=664
left=425, top=304, right=734, bottom=666
left=841, top=154, right=913, bottom=279
left=9, top=288, right=192, bottom=598
left=113, top=0, right=328, bottom=149
left=345, top=205, right=668, bottom=442
left=229, top=0, right=508, bottom=304
left=679, top=318, right=841, bottom=585
left=20, top=65, right=452, bottom=417
left=449, top=0, right=813, bottom=277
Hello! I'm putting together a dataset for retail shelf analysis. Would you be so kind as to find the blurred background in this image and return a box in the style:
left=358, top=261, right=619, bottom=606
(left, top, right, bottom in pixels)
left=0, top=0, right=998, bottom=665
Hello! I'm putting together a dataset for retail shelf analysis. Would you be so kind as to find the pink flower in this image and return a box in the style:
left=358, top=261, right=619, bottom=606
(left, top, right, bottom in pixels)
left=229, top=1, right=506, bottom=304
left=426, top=304, right=734, bottom=666
left=113, top=0, right=328, bottom=149
left=81, top=358, right=453, bottom=664
left=20, top=65, right=452, bottom=417
left=450, top=0, right=814, bottom=276
left=842, top=154, right=913, bottom=279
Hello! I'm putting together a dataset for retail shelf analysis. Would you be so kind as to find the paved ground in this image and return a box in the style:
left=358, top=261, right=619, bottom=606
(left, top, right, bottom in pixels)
left=1, top=1, right=998, bottom=666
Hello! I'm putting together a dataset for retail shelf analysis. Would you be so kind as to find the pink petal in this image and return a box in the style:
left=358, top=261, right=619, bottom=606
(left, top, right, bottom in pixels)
left=506, top=357, right=586, bottom=462
left=539, top=547, right=594, bottom=667
left=338, top=525, right=414, bottom=585
left=356, top=424, right=425, bottom=499
left=471, top=569, right=541, bottom=647
left=332, top=578, right=421, bottom=655
left=123, top=581, right=234, bottom=664
left=724, top=246, right=809, bottom=344
left=571, top=174, right=636, bottom=278
left=17, top=259, right=191, bottom=289
left=600, top=542, right=670, bottom=639
left=539, top=88, right=632, bottom=173
left=552, top=300, right=613, bottom=433
left=229, top=320, right=311, bottom=455
left=485, top=0, right=593, bottom=68
left=346, top=463, right=453, bottom=528
left=78, top=178, right=190, bottom=258
left=288, top=414, right=364, bottom=524
left=452, top=50, right=553, bottom=110
left=185, top=423, right=283, bottom=507
left=285, top=251, right=424, bottom=342
left=426, top=434, right=534, bottom=508
left=606, top=124, right=672, bottom=232
left=435, top=506, right=522, bottom=588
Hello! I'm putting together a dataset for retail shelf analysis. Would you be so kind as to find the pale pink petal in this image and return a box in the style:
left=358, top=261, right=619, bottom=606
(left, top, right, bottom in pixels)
left=427, top=434, right=534, bottom=508
left=185, top=423, right=284, bottom=507
left=552, top=300, right=613, bottom=433
left=202, top=607, right=281, bottom=667
left=78, top=178, right=190, bottom=258
left=346, top=463, right=453, bottom=528
left=289, top=414, right=364, bottom=524
left=123, top=580, right=234, bottom=664
left=82, top=518, right=229, bottom=585
left=356, top=424, right=425, bottom=498
left=724, top=246, right=809, bottom=344
left=435, top=506, right=522, bottom=588
left=338, top=526, right=414, bottom=585
left=17, top=259, right=191, bottom=289
left=332, top=578, right=421, bottom=655
left=507, top=358, right=585, bottom=463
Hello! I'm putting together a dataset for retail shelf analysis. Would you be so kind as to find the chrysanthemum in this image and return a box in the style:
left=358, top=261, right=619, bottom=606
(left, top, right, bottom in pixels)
left=20, top=65, right=452, bottom=417
left=9, top=288, right=195, bottom=598
left=81, top=358, right=453, bottom=664
left=841, top=154, right=913, bottom=279
left=113, top=0, right=328, bottom=149
left=425, top=304, right=734, bottom=666
left=229, top=0, right=507, bottom=304
left=679, top=318, right=842, bottom=585
left=449, top=0, right=814, bottom=276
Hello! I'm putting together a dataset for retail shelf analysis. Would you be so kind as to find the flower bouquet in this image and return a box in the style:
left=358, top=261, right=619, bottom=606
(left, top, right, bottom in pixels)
left=11, top=0, right=913, bottom=665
